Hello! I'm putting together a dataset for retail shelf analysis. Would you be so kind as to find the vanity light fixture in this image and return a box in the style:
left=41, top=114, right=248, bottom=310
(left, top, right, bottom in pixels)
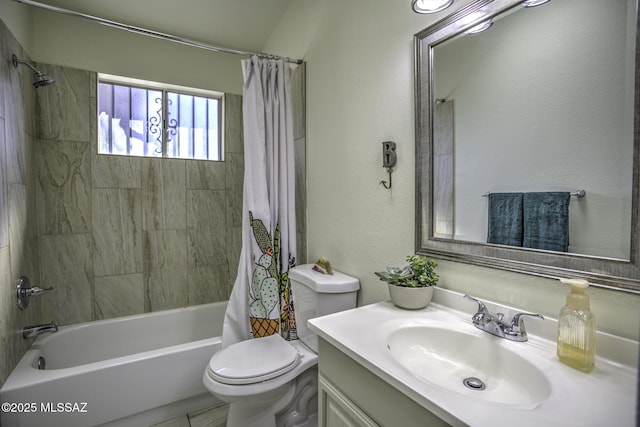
left=466, top=19, right=493, bottom=34
left=457, top=11, right=494, bottom=34
left=412, top=0, right=454, bottom=14
left=522, top=0, right=550, bottom=7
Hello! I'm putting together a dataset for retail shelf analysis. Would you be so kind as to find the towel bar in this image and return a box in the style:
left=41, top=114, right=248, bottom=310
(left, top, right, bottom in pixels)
left=482, top=190, right=585, bottom=198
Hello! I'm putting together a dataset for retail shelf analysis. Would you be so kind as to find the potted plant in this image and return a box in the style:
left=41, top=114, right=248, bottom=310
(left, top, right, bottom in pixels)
left=375, top=255, right=439, bottom=309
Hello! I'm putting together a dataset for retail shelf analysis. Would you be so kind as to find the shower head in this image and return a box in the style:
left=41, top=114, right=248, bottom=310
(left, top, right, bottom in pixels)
left=11, top=54, right=56, bottom=88
left=32, top=73, right=56, bottom=88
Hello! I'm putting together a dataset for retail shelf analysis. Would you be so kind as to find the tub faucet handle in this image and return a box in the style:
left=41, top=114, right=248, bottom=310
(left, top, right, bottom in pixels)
left=26, top=286, right=54, bottom=297
left=16, top=276, right=54, bottom=310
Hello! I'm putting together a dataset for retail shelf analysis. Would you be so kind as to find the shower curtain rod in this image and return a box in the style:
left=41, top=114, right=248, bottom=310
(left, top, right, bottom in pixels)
left=12, top=0, right=304, bottom=64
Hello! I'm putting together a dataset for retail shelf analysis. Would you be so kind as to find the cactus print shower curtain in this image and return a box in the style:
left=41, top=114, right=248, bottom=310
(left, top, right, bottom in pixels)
left=222, top=56, right=297, bottom=348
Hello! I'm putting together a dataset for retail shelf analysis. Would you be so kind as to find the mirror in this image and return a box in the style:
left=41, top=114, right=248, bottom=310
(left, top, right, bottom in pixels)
left=415, top=0, right=640, bottom=292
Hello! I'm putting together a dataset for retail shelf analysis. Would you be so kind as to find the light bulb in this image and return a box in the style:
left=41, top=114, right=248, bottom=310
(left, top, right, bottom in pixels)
left=412, top=0, right=454, bottom=14
left=523, top=0, right=550, bottom=7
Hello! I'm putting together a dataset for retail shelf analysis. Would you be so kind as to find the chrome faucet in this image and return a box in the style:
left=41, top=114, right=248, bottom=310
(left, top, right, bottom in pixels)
left=463, top=295, right=543, bottom=342
left=23, top=321, right=58, bottom=339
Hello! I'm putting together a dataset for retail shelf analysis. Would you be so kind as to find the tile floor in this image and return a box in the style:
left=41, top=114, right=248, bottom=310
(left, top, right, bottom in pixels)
left=151, top=403, right=229, bottom=427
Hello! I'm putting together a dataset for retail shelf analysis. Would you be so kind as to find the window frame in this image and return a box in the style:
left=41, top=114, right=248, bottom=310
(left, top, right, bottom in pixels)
left=97, top=73, right=225, bottom=161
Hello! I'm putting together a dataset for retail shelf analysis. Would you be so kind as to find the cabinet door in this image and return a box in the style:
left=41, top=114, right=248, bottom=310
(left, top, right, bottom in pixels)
left=319, top=375, right=379, bottom=427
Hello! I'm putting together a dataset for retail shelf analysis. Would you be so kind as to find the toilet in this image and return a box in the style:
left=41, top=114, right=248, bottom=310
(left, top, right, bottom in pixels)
left=203, top=264, right=359, bottom=427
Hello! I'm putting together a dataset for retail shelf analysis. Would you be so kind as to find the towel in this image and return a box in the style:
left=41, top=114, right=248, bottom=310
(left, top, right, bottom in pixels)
left=487, top=193, right=524, bottom=247
left=523, top=192, right=570, bottom=252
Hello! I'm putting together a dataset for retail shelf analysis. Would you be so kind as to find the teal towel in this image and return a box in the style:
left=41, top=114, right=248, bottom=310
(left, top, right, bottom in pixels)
left=487, top=193, right=524, bottom=247
left=523, top=192, right=570, bottom=252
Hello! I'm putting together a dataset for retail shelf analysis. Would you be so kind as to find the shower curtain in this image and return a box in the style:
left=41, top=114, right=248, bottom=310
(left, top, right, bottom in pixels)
left=222, top=56, right=297, bottom=348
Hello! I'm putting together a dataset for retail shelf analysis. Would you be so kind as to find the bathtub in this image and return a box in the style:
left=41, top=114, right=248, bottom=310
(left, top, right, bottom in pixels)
left=0, top=301, right=227, bottom=427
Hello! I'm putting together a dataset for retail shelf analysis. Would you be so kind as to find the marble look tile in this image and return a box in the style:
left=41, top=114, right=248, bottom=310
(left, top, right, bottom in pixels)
left=92, top=188, right=142, bottom=277
left=291, top=63, right=306, bottom=141
left=8, top=183, right=39, bottom=282
left=290, top=65, right=306, bottom=268
left=227, top=226, right=242, bottom=278
left=144, top=229, right=187, bottom=311
left=187, top=160, right=226, bottom=190
left=2, top=26, right=29, bottom=140
left=5, top=35, right=36, bottom=138
left=188, top=403, right=229, bottom=427
left=142, top=158, right=186, bottom=230
left=1, top=27, right=43, bottom=387
left=224, top=94, right=243, bottom=155
left=36, top=64, right=91, bottom=143
left=296, top=231, right=307, bottom=265
left=433, top=154, right=454, bottom=222
left=188, top=263, right=231, bottom=305
left=225, top=153, right=243, bottom=228
left=146, top=265, right=188, bottom=311
left=0, top=332, right=8, bottom=388
left=36, top=140, right=91, bottom=234
left=91, top=144, right=141, bottom=188
left=40, top=234, right=93, bottom=325
left=0, top=22, right=7, bottom=120
left=295, top=137, right=306, bottom=235
left=23, top=69, right=36, bottom=139
left=434, top=100, right=454, bottom=156
left=89, top=71, right=96, bottom=98
left=4, top=80, right=27, bottom=184
left=6, top=328, right=30, bottom=390
left=94, top=273, right=144, bottom=320
left=0, top=118, right=7, bottom=248
left=187, top=190, right=227, bottom=268
left=0, top=246, right=12, bottom=386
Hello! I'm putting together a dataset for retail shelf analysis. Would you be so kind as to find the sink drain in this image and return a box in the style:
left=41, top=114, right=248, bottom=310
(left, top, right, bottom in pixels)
left=463, top=377, right=486, bottom=391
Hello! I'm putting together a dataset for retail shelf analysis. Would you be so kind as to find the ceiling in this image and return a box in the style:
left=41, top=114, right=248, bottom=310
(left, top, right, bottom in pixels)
left=28, top=0, right=295, bottom=53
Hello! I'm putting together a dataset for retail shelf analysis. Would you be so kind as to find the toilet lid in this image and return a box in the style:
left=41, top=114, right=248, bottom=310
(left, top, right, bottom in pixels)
left=207, top=334, right=299, bottom=385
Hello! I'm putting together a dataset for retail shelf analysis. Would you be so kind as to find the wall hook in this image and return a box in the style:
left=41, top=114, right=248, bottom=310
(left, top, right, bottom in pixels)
left=380, top=167, right=393, bottom=189
left=380, top=141, right=397, bottom=190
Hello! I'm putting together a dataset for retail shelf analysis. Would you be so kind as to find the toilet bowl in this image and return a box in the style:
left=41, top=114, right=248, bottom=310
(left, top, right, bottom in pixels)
left=203, top=264, right=359, bottom=427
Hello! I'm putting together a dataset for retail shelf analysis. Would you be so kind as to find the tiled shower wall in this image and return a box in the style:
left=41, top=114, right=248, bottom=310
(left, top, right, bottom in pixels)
left=34, top=65, right=246, bottom=325
left=0, top=19, right=42, bottom=388
left=292, top=63, right=307, bottom=266
left=0, top=16, right=306, bottom=387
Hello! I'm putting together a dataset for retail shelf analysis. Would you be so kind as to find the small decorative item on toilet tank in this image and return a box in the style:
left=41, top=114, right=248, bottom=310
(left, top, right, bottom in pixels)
left=375, top=255, right=439, bottom=309
left=312, top=257, right=334, bottom=274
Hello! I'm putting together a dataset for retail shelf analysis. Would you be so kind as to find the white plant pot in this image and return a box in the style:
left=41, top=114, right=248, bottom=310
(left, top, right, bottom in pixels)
left=387, top=284, right=434, bottom=310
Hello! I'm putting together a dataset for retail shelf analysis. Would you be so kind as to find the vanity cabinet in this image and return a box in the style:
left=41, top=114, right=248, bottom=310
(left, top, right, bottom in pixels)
left=317, top=338, right=451, bottom=427
left=318, top=376, right=378, bottom=427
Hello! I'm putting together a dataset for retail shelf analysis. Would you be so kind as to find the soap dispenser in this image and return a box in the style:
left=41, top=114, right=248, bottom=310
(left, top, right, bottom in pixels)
left=557, top=278, right=596, bottom=372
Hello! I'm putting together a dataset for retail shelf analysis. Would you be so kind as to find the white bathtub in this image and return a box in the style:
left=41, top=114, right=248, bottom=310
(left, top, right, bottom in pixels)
left=0, top=301, right=227, bottom=427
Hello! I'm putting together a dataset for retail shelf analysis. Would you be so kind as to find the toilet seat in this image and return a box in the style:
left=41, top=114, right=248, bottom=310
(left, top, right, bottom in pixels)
left=207, top=334, right=300, bottom=385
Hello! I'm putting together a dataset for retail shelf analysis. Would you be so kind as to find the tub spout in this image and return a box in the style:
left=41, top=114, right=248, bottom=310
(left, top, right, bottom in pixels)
left=23, top=321, right=58, bottom=339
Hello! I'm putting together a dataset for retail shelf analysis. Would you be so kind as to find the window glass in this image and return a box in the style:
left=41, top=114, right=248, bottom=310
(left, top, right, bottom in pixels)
left=98, top=78, right=222, bottom=161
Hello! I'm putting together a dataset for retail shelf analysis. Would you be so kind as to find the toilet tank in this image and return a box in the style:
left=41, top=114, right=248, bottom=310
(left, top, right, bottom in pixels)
left=289, top=264, right=359, bottom=352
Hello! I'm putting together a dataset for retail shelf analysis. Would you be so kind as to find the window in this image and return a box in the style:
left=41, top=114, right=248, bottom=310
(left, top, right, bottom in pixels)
left=97, top=74, right=223, bottom=161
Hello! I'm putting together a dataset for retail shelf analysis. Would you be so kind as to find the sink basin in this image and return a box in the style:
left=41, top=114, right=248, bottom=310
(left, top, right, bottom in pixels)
left=387, top=326, right=551, bottom=408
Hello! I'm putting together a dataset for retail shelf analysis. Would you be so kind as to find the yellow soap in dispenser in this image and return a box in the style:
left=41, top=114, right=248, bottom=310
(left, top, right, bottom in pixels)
left=557, top=278, right=596, bottom=372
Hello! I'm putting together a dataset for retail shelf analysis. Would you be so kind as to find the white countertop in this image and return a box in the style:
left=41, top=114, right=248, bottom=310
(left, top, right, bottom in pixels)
left=308, top=289, right=638, bottom=427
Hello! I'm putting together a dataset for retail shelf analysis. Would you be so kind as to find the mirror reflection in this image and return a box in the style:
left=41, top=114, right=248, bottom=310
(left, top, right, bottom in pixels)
left=431, top=0, right=635, bottom=260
